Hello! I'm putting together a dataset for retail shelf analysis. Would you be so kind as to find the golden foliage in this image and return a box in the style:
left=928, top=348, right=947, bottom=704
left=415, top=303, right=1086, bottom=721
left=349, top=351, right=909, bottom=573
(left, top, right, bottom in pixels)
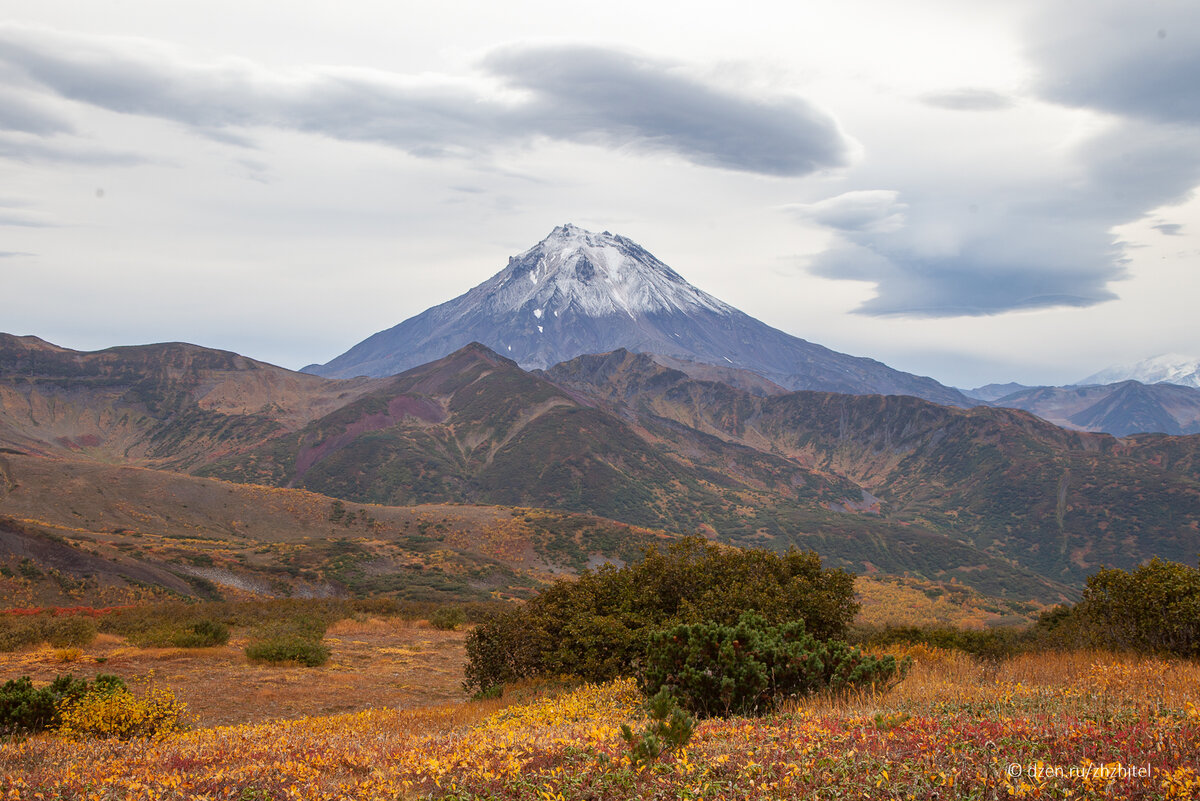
left=57, top=685, right=189, bottom=740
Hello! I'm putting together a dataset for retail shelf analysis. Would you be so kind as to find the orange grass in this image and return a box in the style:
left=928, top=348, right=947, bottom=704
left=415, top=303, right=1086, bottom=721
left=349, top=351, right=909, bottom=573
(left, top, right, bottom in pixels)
left=3, top=650, right=1200, bottom=800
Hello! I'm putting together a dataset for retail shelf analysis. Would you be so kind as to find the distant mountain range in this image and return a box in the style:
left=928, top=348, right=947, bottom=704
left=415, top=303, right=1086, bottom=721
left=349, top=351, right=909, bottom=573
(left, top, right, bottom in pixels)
left=5, top=333, right=1200, bottom=604
left=1078, top=354, right=1200, bottom=389
left=305, top=224, right=972, bottom=408
left=964, top=377, right=1200, bottom=437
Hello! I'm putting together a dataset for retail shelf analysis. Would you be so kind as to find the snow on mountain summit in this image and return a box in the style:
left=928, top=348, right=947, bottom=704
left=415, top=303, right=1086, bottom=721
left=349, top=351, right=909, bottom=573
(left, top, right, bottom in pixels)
left=1077, top=354, right=1200, bottom=389
left=478, top=224, right=734, bottom=319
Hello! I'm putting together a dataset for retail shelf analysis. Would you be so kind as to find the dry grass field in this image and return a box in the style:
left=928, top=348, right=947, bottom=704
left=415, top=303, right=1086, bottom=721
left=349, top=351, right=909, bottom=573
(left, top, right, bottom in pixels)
left=0, top=617, right=468, bottom=728
left=3, top=634, right=1200, bottom=800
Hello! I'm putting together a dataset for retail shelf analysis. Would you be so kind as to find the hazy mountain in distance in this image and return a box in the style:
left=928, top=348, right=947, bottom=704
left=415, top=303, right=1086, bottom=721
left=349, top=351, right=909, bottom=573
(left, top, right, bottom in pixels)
left=1078, top=354, right=1200, bottom=389
left=961, top=382, right=1037, bottom=402
left=988, top=381, right=1200, bottom=437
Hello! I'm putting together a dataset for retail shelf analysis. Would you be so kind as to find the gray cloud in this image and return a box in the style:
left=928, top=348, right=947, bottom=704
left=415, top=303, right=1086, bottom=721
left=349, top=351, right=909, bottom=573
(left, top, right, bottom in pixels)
left=808, top=219, right=1125, bottom=316
left=0, top=134, right=149, bottom=166
left=0, top=251, right=33, bottom=257
left=806, top=120, right=1200, bottom=317
left=1154, top=223, right=1184, bottom=235
left=0, top=25, right=848, bottom=177
left=801, top=0, right=1200, bottom=318
left=1028, top=0, right=1200, bottom=125
left=785, top=190, right=906, bottom=233
left=0, top=88, right=73, bottom=134
left=0, top=209, right=55, bottom=227
left=482, top=45, right=849, bottom=176
left=920, top=88, right=1014, bottom=112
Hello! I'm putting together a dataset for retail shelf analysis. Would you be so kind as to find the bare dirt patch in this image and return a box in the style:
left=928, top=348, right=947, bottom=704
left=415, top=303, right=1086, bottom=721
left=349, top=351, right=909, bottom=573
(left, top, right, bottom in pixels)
left=0, top=619, right=468, bottom=728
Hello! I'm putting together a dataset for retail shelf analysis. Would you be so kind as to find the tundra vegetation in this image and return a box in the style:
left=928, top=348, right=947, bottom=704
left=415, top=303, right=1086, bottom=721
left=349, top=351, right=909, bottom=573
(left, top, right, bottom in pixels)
left=0, top=546, right=1199, bottom=799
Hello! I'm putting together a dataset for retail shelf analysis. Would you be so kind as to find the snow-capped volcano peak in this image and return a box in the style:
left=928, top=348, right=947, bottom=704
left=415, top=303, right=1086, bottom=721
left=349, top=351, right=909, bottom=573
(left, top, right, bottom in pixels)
left=304, top=225, right=971, bottom=408
left=482, top=224, right=734, bottom=319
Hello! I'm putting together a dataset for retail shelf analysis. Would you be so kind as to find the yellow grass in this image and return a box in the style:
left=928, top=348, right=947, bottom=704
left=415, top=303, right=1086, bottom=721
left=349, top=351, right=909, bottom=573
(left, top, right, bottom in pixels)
left=790, top=645, right=1200, bottom=719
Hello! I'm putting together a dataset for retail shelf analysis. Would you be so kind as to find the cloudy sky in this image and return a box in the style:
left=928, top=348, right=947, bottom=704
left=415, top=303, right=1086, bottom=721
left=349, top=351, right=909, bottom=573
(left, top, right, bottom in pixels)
left=1, top=0, right=1197, bottom=388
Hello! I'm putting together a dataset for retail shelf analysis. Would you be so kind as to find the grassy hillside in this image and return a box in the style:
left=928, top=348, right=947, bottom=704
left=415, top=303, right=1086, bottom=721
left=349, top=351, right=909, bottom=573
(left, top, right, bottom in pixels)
left=0, top=453, right=673, bottom=607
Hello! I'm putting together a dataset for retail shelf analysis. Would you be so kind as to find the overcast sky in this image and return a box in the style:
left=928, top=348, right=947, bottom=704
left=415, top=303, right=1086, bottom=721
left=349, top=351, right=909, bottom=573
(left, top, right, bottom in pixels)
left=1, top=0, right=1197, bottom=387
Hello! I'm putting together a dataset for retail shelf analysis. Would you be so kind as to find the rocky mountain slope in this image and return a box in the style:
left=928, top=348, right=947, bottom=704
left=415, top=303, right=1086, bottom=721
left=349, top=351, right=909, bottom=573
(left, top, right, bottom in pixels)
left=0, top=333, right=383, bottom=468
left=0, top=452, right=673, bottom=606
left=545, top=349, right=1200, bottom=588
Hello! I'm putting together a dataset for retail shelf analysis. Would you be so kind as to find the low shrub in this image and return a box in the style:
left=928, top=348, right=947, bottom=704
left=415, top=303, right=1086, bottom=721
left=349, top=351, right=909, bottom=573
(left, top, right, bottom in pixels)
left=172, top=619, right=230, bottom=648
left=42, top=616, right=97, bottom=648
left=620, top=688, right=695, bottom=766
left=245, top=636, right=330, bottom=667
left=860, top=625, right=1024, bottom=660
left=430, top=606, right=466, bottom=631
left=57, top=683, right=187, bottom=740
left=0, top=674, right=124, bottom=737
left=641, top=612, right=909, bottom=718
left=1079, top=559, right=1200, bottom=657
left=0, top=618, right=44, bottom=652
left=0, top=615, right=97, bottom=652
left=464, top=537, right=859, bottom=693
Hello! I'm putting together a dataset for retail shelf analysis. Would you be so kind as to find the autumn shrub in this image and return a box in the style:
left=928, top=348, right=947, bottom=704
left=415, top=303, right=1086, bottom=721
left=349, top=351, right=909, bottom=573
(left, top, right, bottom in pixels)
left=860, top=624, right=1024, bottom=660
left=57, top=682, right=187, bottom=739
left=641, top=612, right=909, bottom=718
left=244, top=611, right=331, bottom=666
left=0, top=674, right=122, bottom=737
left=42, top=616, right=98, bottom=648
left=245, top=635, right=330, bottom=667
left=464, top=537, right=858, bottom=693
left=430, top=606, right=466, bottom=631
left=172, top=619, right=230, bottom=648
left=122, top=618, right=229, bottom=649
left=0, top=617, right=44, bottom=652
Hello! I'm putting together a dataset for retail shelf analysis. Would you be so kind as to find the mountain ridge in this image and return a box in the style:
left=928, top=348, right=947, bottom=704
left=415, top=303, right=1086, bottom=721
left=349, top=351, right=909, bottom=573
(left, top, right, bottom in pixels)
left=6, top=333, right=1200, bottom=602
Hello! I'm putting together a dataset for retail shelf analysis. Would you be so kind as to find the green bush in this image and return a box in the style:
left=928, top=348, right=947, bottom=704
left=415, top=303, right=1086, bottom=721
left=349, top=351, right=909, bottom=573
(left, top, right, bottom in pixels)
left=42, top=617, right=98, bottom=648
left=0, top=674, right=125, bottom=737
left=171, top=619, right=230, bottom=648
left=641, top=612, right=908, bottom=718
left=463, top=537, right=858, bottom=693
left=463, top=606, right=543, bottom=696
left=620, top=688, right=695, bottom=767
left=1079, top=559, right=1200, bottom=657
left=245, top=636, right=330, bottom=667
left=430, top=606, right=466, bottom=631
left=0, top=618, right=44, bottom=652
left=0, top=615, right=97, bottom=652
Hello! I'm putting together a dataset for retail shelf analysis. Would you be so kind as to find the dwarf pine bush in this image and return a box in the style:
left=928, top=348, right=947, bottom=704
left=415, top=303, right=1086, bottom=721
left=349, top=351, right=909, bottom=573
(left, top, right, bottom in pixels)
left=641, top=612, right=909, bottom=718
left=464, top=537, right=859, bottom=693
left=620, top=688, right=696, bottom=766
left=0, top=674, right=123, bottom=737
